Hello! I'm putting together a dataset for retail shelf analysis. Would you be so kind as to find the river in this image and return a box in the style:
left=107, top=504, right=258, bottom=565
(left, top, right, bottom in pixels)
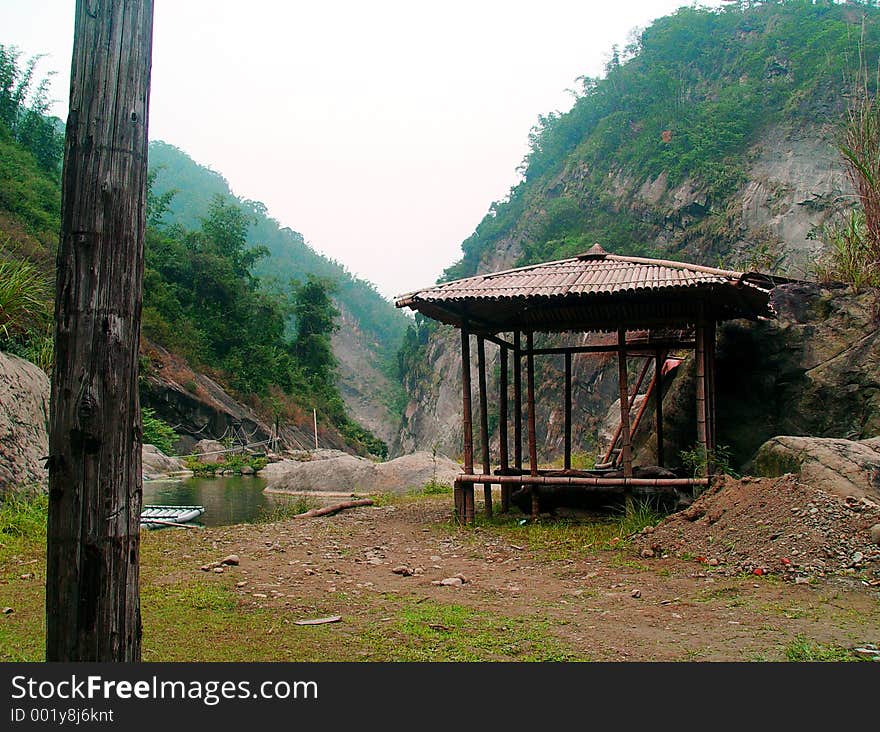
left=142, top=475, right=289, bottom=526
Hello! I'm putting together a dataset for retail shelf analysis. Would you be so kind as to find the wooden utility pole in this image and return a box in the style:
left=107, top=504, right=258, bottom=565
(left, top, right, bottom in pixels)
left=46, top=0, right=154, bottom=662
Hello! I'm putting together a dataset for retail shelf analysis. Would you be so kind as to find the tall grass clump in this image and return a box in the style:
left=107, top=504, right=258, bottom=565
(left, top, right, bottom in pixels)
left=0, top=490, right=47, bottom=557
left=0, top=256, right=50, bottom=341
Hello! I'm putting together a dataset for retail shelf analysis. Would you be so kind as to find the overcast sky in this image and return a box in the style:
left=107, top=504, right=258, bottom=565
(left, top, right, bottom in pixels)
left=2, top=1, right=720, bottom=298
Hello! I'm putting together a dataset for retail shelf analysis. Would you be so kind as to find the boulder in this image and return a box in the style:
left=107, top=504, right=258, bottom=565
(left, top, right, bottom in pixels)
left=750, top=435, right=880, bottom=501
left=191, top=439, right=227, bottom=464
left=263, top=450, right=462, bottom=495
left=0, top=352, right=49, bottom=493
left=142, top=444, right=184, bottom=480
left=372, top=452, right=461, bottom=493
left=264, top=452, right=378, bottom=493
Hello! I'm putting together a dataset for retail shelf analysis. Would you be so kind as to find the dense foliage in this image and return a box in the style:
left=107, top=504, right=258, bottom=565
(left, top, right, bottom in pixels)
left=147, top=141, right=408, bottom=379
left=144, top=192, right=388, bottom=456
left=443, top=0, right=880, bottom=281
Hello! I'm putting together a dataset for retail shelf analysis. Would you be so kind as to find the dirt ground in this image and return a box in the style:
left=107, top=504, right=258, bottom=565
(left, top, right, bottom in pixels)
left=146, top=489, right=880, bottom=662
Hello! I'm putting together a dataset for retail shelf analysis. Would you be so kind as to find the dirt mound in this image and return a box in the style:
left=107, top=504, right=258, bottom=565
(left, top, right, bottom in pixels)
left=637, top=475, right=880, bottom=582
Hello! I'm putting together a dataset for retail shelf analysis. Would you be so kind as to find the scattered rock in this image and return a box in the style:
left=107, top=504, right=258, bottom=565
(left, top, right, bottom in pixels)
left=212, top=567, right=224, bottom=573
left=439, top=577, right=464, bottom=587
left=640, top=548, right=655, bottom=558
left=221, top=554, right=240, bottom=566
left=240, top=465, right=255, bottom=475
left=631, top=589, right=642, bottom=599
left=2, top=607, right=13, bottom=615
left=871, top=524, right=880, bottom=546
left=235, top=581, right=247, bottom=588
left=392, top=565, right=413, bottom=576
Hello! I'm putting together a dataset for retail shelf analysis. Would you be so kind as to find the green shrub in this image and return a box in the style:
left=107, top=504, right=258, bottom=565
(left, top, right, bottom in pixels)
left=183, top=453, right=267, bottom=477
left=142, top=407, right=178, bottom=455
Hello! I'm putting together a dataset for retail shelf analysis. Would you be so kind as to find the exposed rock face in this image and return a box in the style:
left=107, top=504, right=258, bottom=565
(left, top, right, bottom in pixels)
left=191, top=439, right=227, bottom=464
left=0, top=352, right=49, bottom=493
left=750, top=436, right=880, bottom=502
left=263, top=450, right=460, bottom=495
left=396, top=124, right=852, bottom=462
left=142, top=444, right=184, bottom=480
left=140, top=341, right=343, bottom=454
left=331, top=304, right=400, bottom=450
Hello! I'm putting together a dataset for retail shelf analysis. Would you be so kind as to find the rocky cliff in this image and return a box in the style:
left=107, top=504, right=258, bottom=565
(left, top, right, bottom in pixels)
left=331, top=303, right=400, bottom=449
left=139, top=341, right=349, bottom=455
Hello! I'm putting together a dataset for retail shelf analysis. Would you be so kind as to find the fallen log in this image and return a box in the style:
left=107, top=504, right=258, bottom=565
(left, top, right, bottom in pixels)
left=293, top=498, right=374, bottom=519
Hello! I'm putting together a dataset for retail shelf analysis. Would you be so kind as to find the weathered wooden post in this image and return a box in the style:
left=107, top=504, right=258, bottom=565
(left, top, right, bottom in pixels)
left=654, top=351, right=664, bottom=467
left=476, top=336, right=492, bottom=517
left=564, top=351, right=572, bottom=470
left=498, top=342, right=510, bottom=512
left=459, top=324, right=475, bottom=524
left=46, top=0, right=154, bottom=662
left=513, top=331, right=523, bottom=472
left=695, top=322, right=709, bottom=478
left=617, top=328, right=633, bottom=478
left=526, top=331, right=539, bottom=518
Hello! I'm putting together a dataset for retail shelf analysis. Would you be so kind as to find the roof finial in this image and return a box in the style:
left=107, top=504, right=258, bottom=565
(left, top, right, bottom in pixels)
left=578, top=243, right=607, bottom=260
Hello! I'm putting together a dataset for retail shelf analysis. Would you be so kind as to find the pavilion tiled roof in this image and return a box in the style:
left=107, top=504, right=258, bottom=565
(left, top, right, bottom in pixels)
left=395, top=244, right=781, bottom=333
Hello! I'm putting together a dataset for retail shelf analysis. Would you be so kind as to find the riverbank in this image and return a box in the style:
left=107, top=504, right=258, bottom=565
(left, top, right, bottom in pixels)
left=2, top=490, right=878, bottom=661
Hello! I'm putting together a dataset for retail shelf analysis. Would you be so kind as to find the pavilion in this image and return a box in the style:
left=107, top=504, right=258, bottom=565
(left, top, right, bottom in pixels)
left=395, top=244, right=779, bottom=524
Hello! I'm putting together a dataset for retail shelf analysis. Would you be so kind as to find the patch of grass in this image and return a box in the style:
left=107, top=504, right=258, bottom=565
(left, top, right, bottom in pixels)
left=0, top=490, right=47, bottom=560
left=359, top=596, right=579, bottom=661
left=417, top=480, right=453, bottom=496
left=784, top=635, right=858, bottom=662
left=696, top=586, right=744, bottom=607
left=462, top=497, right=663, bottom=561
left=253, top=495, right=319, bottom=523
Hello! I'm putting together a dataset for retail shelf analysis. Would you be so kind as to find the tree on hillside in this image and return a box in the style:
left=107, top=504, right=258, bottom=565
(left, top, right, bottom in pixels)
left=292, top=275, right=339, bottom=389
left=0, top=45, right=63, bottom=173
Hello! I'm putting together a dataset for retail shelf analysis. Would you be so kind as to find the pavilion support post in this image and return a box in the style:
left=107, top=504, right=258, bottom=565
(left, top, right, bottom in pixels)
left=526, top=332, right=539, bottom=518
left=459, top=325, right=475, bottom=524
left=603, top=357, right=651, bottom=466
left=499, top=343, right=510, bottom=512
left=477, top=336, right=492, bottom=517
left=706, top=320, right=717, bottom=461
left=564, top=351, right=572, bottom=471
left=702, top=320, right=717, bottom=476
left=513, top=331, right=523, bottom=473
left=695, top=322, right=709, bottom=479
left=617, top=328, right=633, bottom=478
left=655, top=351, right=665, bottom=468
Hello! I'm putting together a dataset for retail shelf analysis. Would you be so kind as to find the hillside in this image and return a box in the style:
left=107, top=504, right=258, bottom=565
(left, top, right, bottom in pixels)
left=396, top=0, right=879, bottom=462
left=148, top=141, right=408, bottom=445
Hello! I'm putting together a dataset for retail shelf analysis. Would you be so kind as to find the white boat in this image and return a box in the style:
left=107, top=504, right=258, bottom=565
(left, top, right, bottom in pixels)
left=140, top=505, right=205, bottom=529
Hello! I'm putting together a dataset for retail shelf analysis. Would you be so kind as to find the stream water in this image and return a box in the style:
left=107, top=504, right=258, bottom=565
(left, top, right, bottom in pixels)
left=142, top=475, right=286, bottom=526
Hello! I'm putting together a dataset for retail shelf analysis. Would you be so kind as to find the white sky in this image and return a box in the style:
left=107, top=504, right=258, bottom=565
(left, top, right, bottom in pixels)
left=2, top=1, right=720, bottom=298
